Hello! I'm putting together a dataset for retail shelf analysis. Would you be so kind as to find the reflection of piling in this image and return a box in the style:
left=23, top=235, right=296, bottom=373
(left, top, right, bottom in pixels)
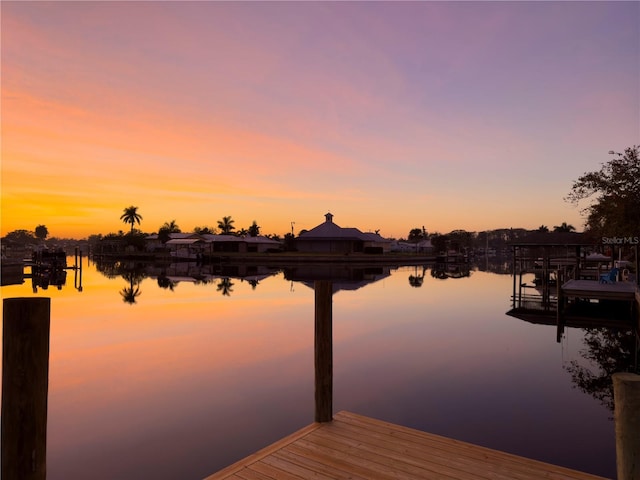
left=556, top=269, right=565, bottom=343
left=613, top=372, right=640, bottom=480
left=74, top=247, right=84, bottom=291
left=314, top=281, right=333, bottom=423
left=2, top=297, right=50, bottom=480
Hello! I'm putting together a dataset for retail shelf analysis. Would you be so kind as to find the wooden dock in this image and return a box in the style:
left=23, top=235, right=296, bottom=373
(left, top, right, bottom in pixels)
left=561, top=279, right=638, bottom=301
left=204, top=411, right=608, bottom=480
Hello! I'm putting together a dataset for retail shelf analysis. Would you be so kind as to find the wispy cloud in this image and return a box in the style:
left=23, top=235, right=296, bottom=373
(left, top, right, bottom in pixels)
left=2, top=1, right=637, bottom=237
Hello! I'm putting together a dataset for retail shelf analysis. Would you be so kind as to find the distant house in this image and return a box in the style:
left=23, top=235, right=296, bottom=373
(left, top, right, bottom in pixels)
left=390, top=239, right=434, bottom=254
left=145, top=234, right=163, bottom=252
left=146, top=233, right=282, bottom=257
left=165, top=233, right=205, bottom=259
left=294, top=213, right=391, bottom=254
left=200, top=234, right=282, bottom=253
left=242, top=235, right=283, bottom=253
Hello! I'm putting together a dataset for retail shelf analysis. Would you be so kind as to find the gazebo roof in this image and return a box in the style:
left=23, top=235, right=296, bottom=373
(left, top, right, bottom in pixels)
left=298, top=213, right=385, bottom=241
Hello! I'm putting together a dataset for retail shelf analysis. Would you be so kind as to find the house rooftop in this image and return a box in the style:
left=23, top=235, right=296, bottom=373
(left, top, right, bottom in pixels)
left=299, top=213, right=387, bottom=241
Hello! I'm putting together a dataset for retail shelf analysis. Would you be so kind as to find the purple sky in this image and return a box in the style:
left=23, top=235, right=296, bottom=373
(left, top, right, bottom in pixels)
left=2, top=1, right=638, bottom=238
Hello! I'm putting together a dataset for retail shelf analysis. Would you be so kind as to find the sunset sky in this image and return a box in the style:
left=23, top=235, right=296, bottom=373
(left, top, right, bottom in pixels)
left=2, top=1, right=638, bottom=240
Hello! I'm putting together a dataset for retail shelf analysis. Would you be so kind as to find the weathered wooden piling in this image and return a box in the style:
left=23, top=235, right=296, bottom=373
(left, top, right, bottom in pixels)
left=2, top=297, right=51, bottom=480
left=314, top=280, right=333, bottom=423
left=613, top=372, right=640, bottom=480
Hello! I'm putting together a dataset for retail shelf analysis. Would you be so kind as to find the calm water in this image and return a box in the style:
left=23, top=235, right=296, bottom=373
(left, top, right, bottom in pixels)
left=1, top=257, right=623, bottom=479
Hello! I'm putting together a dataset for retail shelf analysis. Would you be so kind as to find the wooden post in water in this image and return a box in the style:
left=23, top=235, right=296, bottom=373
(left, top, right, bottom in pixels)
left=76, top=249, right=84, bottom=291
left=511, top=246, right=517, bottom=309
left=556, top=268, right=565, bottom=343
left=613, top=372, right=640, bottom=480
left=314, top=280, right=333, bottom=423
left=2, top=297, right=51, bottom=480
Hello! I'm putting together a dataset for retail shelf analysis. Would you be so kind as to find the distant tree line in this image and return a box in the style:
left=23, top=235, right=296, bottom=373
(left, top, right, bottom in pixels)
left=3, top=146, right=637, bottom=255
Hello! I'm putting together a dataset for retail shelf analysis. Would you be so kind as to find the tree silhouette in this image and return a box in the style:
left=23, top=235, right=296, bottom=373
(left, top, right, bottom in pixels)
left=35, top=225, right=49, bottom=241
left=119, top=269, right=144, bottom=304
left=120, top=206, right=142, bottom=234
left=120, top=284, right=141, bottom=304
left=216, top=277, right=234, bottom=296
left=566, top=146, right=639, bottom=237
left=194, top=225, right=215, bottom=234
left=248, top=221, right=260, bottom=237
left=537, top=225, right=549, bottom=233
left=408, top=228, right=425, bottom=243
left=161, top=220, right=180, bottom=233
left=217, top=216, right=235, bottom=234
left=157, top=274, right=177, bottom=291
left=159, top=219, right=181, bottom=243
left=3, top=229, right=36, bottom=247
left=564, top=327, right=638, bottom=412
left=553, top=222, right=576, bottom=233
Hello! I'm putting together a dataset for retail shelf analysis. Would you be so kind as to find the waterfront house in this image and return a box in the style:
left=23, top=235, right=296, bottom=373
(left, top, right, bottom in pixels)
left=166, top=233, right=206, bottom=259
left=294, top=213, right=390, bottom=254
left=200, top=234, right=282, bottom=253
left=390, top=239, right=434, bottom=254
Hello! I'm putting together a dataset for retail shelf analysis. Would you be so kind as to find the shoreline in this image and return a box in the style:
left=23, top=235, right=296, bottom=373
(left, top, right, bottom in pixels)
left=87, top=251, right=438, bottom=265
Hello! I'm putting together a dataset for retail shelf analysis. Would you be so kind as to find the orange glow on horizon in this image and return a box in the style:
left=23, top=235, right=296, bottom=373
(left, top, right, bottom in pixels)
left=3, top=2, right=634, bottom=239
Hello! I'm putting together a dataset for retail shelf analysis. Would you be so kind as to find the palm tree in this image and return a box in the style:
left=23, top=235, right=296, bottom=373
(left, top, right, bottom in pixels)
left=553, top=222, right=576, bottom=233
left=120, top=284, right=141, bottom=304
left=120, top=206, right=142, bottom=234
left=248, top=221, right=260, bottom=237
left=120, top=272, right=142, bottom=304
left=194, top=225, right=215, bottom=234
left=160, top=220, right=181, bottom=233
left=537, top=225, right=549, bottom=233
left=158, top=219, right=181, bottom=243
left=217, top=216, right=235, bottom=234
left=216, top=277, right=234, bottom=296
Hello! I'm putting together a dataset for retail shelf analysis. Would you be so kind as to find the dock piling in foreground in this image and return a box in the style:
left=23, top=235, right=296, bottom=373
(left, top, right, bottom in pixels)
left=2, top=297, right=51, bottom=480
left=613, top=372, right=640, bottom=480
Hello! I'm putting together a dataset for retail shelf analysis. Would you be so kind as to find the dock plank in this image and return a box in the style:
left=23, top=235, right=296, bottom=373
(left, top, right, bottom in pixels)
left=203, top=411, right=609, bottom=480
left=562, top=279, right=637, bottom=301
left=319, top=420, right=544, bottom=480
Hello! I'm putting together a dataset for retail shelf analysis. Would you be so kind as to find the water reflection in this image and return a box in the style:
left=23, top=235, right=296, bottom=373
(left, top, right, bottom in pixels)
left=0, top=258, right=625, bottom=478
left=216, top=278, right=234, bottom=296
left=20, top=249, right=84, bottom=293
left=506, top=261, right=639, bottom=414
left=282, top=264, right=391, bottom=293
left=120, top=272, right=142, bottom=304
left=408, top=265, right=427, bottom=287
left=157, top=274, right=177, bottom=291
left=431, top=262, right=471, bottom=279
left=94, top=259, right=280, bottom=301
left=565, top=327, right=639, bottom=412
left=88, top=257, right=516, bottom=297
